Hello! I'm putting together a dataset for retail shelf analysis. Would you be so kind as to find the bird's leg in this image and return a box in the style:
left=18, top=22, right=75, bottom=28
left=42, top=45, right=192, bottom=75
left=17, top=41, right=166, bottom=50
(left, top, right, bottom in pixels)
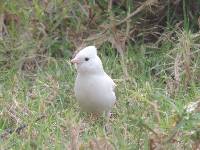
left=89, top=112, right=100, bottom=121
left=107, top=111, right=112, bottom=118
left=105, top=110, right=111, bottom=122
left=104, top=110, right=112, bottom=134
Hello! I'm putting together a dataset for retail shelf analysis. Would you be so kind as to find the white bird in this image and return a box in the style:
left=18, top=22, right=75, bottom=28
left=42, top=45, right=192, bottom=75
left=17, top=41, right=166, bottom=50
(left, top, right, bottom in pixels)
left=71, top=46, right=116, bottom=117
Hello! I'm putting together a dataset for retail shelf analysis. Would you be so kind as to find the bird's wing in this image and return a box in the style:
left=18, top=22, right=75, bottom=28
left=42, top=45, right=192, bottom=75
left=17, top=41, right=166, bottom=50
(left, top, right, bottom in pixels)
left=105, top=74, right=116, bottom=91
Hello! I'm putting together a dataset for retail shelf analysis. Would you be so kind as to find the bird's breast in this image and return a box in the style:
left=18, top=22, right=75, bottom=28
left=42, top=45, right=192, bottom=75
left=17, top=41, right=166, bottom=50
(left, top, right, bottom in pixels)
left=75, top=75, right=100, bottom=99
left=74, top=74, right=115, bottom=106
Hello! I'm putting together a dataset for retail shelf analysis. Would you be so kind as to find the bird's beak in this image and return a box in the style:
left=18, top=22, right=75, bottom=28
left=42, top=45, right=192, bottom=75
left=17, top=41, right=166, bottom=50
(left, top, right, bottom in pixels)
left=71, top=58, right=80, bottom=64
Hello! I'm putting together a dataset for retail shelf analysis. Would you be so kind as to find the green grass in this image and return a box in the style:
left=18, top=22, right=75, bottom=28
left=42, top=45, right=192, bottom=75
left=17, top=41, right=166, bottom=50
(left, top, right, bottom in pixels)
left=0, top=46, right=200, bottom=149
left=0, top=0, right=200, bottom=149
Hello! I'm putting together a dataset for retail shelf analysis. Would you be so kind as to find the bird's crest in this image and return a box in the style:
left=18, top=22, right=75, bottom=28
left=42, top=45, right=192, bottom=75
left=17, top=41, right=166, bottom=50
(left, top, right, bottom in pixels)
left=79, top=46, right=97, bottom=56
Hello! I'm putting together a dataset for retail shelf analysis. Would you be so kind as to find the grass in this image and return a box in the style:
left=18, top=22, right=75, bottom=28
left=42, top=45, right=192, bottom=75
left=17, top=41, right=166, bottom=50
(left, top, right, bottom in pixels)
left=0, top=0, right=200, bottom=149
left=0, top=44, right=199, bottom=149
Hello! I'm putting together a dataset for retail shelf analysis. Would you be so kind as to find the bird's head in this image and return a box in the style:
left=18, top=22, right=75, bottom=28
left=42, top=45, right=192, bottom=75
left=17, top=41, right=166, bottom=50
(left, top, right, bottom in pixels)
left=71, top=46, right=104, bottom=74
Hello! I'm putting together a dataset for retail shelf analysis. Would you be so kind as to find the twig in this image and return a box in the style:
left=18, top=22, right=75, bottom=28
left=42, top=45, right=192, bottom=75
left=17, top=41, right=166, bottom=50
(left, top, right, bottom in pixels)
left=174, top=54, right=181, bottom=94
left=0, top=13, right=4, bottom=39
left=116, top=0, right=158, bottom=26
left=151, top=101, right=161, bottom=124
left=96, top=1, right=105, bottom=12
left=69, top=126, right=80, bottom=150
left=0, top=115, right=47, bottom=140
left=140, top=121, right=159, bottom=138
left=15, top=124, right=27, bottom=134
left=162, top=116, right=184, bottom=144
left=108, top=0, right=112, bottom=15
left=35, top=114, right=46, bottom=122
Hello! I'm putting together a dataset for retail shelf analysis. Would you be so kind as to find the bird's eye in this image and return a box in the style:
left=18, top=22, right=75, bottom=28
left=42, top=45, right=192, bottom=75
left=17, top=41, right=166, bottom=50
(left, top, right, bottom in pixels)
left=85, top=57, right=89, bottom=61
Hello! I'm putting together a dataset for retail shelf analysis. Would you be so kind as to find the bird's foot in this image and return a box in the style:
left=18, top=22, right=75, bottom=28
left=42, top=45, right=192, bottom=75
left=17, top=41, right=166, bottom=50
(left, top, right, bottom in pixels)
left=89, top=112, right=100, bottom=121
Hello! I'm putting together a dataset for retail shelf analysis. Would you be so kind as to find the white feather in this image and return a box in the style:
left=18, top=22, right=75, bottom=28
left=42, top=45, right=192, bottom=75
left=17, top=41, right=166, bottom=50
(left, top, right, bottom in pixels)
left=72, top=46, right=116, bottom=113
